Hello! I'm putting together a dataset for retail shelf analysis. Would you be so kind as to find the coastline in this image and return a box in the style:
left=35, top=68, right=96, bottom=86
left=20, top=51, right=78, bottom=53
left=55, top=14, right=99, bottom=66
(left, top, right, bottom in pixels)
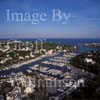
left=0, top=53, right=57, bottom=72
left=0, top=56, right=42, bottom=71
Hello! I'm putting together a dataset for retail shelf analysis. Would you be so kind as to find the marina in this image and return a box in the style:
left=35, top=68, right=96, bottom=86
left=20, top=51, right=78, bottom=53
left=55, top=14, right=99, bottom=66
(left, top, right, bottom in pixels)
left=0, top=52, right=76, bottom=78
left=0, top=39, right=100, bottom=100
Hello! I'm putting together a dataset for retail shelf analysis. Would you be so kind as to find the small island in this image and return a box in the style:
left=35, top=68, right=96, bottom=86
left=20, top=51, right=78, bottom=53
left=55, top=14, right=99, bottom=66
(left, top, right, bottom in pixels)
left=84, top=43, right=100, bottom=48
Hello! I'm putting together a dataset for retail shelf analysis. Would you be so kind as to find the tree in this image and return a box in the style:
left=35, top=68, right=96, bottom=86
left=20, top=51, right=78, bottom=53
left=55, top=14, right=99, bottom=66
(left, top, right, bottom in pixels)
left=0, top=81, right=13, bottom=100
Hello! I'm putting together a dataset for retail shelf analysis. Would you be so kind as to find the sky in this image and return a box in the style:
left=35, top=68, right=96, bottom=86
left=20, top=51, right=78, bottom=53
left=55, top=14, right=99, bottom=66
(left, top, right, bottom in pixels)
left=0, top=0, right=100, bottom=38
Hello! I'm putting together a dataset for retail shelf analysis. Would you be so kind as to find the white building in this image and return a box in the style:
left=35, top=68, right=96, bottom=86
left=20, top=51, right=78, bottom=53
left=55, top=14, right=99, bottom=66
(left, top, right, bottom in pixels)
left=84, top=58, right=95, bottom=64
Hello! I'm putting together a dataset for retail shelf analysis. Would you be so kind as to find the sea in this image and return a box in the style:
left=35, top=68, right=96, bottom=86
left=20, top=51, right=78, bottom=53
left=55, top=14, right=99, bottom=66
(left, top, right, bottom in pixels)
left=1, top=38, right=100, bottom=53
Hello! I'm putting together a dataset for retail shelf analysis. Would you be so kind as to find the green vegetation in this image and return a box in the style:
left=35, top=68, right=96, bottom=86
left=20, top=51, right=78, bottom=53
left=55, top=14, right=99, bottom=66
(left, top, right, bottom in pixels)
left=25, top=72, right=36, bottom=76
left=67, top=51, right=100, bottom=100
left=0, top=82, right=13, bottom=100
left=71, top=51, right=100, bottom=74
left=0, top=41, right=76, bottom=69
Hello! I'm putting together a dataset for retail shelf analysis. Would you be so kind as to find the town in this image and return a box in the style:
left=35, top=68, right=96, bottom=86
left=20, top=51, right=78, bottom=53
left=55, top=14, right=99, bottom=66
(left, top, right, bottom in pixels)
left=0, top=39, right=89, bottom=100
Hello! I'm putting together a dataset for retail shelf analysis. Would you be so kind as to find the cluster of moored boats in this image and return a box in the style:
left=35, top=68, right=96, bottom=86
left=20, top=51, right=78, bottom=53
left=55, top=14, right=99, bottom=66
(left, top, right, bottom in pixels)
left=26, top=54, right=74, bottom=77
left=27, top=64, right=63, bottom=76
left=0, top=53, right=76, bottom=79
left=42, top=61, right=65, bottom=67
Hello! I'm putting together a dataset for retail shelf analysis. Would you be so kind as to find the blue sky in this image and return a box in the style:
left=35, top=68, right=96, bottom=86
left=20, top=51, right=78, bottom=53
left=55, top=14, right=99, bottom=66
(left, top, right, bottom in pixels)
left=0, top=0, right=100, bottom=38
